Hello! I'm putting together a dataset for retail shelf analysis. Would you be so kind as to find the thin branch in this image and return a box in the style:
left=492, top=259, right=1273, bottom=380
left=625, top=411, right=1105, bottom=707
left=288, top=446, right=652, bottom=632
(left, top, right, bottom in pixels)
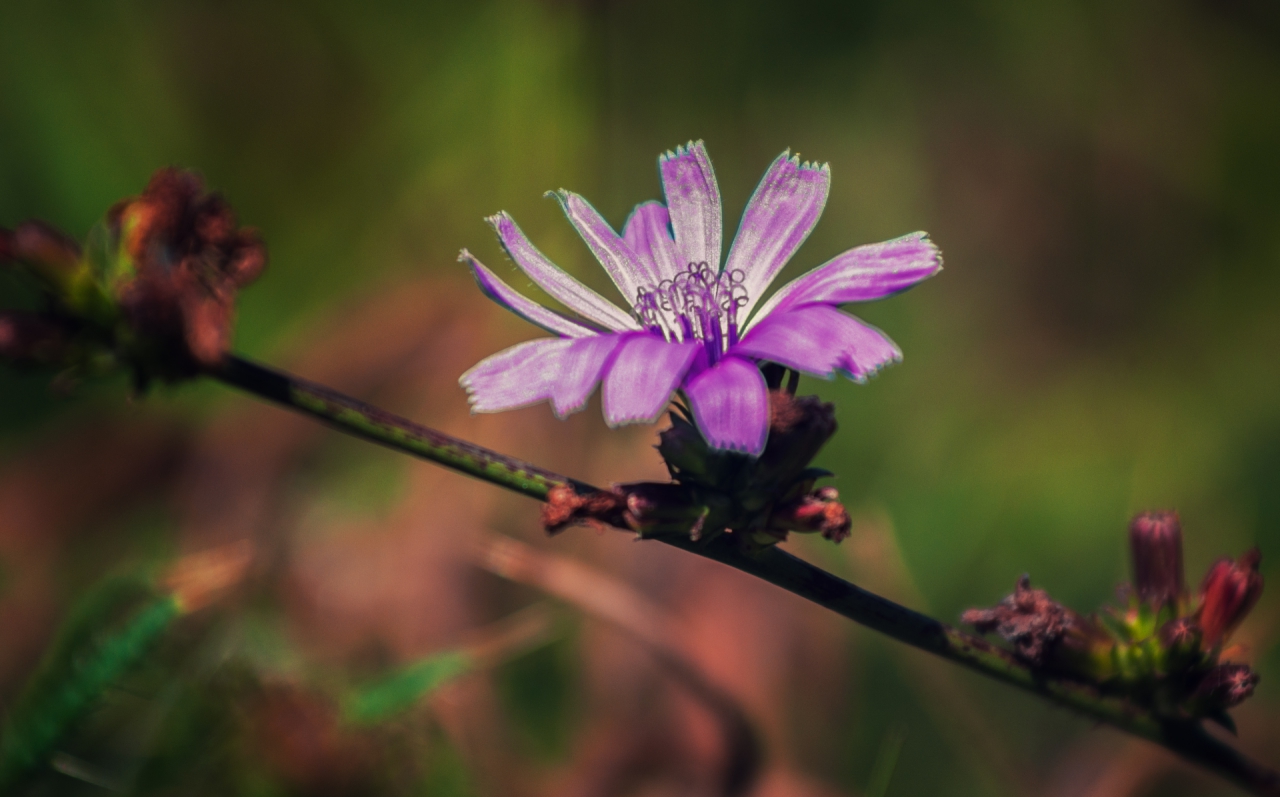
left=209, top=353, right=1280, bottom=797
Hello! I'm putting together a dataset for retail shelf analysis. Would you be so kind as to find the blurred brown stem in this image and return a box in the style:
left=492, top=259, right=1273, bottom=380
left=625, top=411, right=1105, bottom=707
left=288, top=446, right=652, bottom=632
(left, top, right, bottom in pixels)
left=210, top=353, right=1279, bottom=797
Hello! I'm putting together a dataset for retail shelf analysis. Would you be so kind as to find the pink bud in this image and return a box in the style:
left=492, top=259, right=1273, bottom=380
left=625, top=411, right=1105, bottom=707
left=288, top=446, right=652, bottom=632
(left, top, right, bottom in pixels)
left=1129, top=511, right=1185, bottom=608
left=1198, top=548, right=1263, bottom=648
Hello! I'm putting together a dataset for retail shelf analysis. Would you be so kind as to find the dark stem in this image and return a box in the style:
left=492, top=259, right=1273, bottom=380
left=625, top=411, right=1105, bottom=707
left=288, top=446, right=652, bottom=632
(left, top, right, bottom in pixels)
left=210, top=353, right=1280, bottom=796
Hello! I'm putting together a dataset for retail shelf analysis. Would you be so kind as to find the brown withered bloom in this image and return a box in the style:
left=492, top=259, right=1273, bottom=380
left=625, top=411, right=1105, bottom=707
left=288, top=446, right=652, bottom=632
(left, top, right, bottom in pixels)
left=109, top=168, right=266, bottom=378
left=1197, top=548, right=1263, bottom=648
left=1129, top=510, right=1185, bottom=608
left=962, top=575, right=1084, bottom=664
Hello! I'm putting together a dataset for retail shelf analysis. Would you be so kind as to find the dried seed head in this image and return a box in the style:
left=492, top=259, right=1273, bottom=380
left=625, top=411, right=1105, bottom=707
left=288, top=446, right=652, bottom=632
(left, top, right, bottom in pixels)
left=108, top=168, right=266, bottom=378
left=962, top=575, right=1082, bottom=665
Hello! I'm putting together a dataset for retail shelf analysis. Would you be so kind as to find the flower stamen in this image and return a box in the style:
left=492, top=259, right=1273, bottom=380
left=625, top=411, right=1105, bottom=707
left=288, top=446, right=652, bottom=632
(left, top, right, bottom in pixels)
left=634, top=262, right=747, bottom=364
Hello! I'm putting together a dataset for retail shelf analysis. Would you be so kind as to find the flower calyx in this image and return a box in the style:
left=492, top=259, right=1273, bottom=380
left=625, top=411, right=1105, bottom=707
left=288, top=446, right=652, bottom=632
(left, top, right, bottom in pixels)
left=541, top=387, right=851, bottom=548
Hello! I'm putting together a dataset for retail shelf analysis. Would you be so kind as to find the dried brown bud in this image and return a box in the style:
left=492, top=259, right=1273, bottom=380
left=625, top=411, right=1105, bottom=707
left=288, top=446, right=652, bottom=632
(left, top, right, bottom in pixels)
left=1194, top=663, right=1260, bottom=709
left=962, top=575, right=1083, bottom=665
left=1129, top=510, right=1185, bottom=608
left=108, top=168, right=266, bottom=376
left=1198, top=548, right=1263, bottom=648
left=541, top=484, right=627, bottom=534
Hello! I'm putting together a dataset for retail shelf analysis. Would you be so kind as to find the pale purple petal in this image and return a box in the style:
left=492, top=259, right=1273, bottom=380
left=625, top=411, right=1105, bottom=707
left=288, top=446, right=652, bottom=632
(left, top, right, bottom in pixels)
left=732, top=305, right=901, bottom=382
left=488, top=212, right=640, bottom=332
left=550, top=190, right=661, bottom=302
left=726, top=153, right=830, bottom=319
left=460, top=335, right=625, bottom=418
left=684, top=356, right=769, bottom=456
left=659, top=141, right=722, bottom=271
left=746, top=232, right=942, bottom=329
left=602, top=334, right=700, bottom=425
left=461, top=250, right=600, bottom=338
left=623, top=201, right=681, bottom=281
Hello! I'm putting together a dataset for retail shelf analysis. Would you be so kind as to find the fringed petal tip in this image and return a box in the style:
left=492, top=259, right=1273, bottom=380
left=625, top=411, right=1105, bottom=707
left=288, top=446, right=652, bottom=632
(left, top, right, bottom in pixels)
left=483, top=211, right=512, bottom=233
left=902, top=231, right=944, bottom=274
left=770, top=149, right=830, bottom=173
left=660, top=139, right=708, bottom=163
left=841, top=347, right=903, bottom=385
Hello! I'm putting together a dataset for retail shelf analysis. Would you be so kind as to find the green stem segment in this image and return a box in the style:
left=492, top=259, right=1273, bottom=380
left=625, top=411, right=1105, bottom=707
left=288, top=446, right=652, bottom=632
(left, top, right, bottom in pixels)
left=212, top=354, right=1279, bottom=796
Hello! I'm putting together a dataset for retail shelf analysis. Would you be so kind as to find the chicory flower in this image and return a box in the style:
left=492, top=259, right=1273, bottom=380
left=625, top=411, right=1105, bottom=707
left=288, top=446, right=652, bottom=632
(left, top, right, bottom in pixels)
left=459, top=141, right=941, bottom=455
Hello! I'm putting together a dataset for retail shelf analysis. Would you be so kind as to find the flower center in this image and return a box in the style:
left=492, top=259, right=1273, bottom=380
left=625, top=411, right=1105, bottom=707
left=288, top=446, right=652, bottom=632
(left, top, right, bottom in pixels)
left=634, top=262, right=748, bottom=364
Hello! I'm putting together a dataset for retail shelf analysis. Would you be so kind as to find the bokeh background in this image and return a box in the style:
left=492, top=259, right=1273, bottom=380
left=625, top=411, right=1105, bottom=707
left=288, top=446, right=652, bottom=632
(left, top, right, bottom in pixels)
left=1, top=1, right=1278, bottom=795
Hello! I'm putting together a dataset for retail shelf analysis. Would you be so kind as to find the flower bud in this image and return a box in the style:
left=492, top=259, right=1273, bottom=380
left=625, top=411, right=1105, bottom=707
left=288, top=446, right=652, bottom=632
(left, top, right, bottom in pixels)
left=1158, top=617, right=1204, bottom=673
left=1194, top=663, right=1260, bottom=710
left=2, top=220, right=83, bottom=291
left=621, top=481, right=722, bottom=539
left=769, top=487, right=852, bottom=542
left=1198, top=548, right=1263, bottom=648
left=0, top=311, right=75, bottom=366
left=1128, top=511, right=1184, bottom=609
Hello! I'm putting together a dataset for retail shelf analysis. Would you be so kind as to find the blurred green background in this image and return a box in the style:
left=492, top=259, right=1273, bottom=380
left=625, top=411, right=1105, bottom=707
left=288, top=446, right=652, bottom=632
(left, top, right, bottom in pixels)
left=1, top=1, right=1278, bottom=795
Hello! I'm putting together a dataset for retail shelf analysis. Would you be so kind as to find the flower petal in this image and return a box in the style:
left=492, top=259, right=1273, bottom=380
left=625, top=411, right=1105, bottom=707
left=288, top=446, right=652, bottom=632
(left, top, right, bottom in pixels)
left=550, top=190, right=662, bottom=303
left=602, top=334, right=700, bottom=425
left=460, top=334, right=626, bottom=418
left=623, top=200, right=681, bottom=281
left=659, top=141, right=722, bottom=272
left=726, top=152, right=830, bottom=319
left=732, top=305, right=901, bottom=382
left=684, top=356, right=769, bottom=455
left=488, top=212, right=640, bottom=332
left=747, top=232, right=942, bottom=328
left=461, top=250, right=600, bottom=338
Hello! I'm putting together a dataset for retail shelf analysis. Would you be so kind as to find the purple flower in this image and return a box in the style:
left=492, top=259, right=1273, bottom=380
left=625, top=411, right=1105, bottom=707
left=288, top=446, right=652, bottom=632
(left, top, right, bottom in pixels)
left=459, top=141, right=941, bottom=456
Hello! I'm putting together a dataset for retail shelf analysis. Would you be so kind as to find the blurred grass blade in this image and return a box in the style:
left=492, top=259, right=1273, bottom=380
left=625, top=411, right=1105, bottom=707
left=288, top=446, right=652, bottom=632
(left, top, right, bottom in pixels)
left=342, top=650, right=475, bottom=725
left=343, top=604, right=557, bottom=726
left=0, top=578, right=179, bottom=788
left=866, top=725, right=908, bottom=797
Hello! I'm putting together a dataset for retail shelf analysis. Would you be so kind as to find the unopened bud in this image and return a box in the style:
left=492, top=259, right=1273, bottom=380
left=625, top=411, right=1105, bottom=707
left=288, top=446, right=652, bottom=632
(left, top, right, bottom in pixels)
left=622, top=482, right=722, bottom=539
left=1158, top=617, right=1204, bottom=673
left=1198, top=548, right=1263, bottom=648
left=770, top=486, right=852, bottom=542
left=0, top=311, right=75, bottom=366
left=1194, top=663, right=1260, bottom=710
left=4, top=220, right=83, bottom=290
left=1129, top=511, right=1184, bottom=608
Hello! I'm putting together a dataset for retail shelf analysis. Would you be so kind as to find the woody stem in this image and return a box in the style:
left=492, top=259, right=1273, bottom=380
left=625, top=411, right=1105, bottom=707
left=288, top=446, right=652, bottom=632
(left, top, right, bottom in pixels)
left=210, top=353, right=1279, bottom=797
